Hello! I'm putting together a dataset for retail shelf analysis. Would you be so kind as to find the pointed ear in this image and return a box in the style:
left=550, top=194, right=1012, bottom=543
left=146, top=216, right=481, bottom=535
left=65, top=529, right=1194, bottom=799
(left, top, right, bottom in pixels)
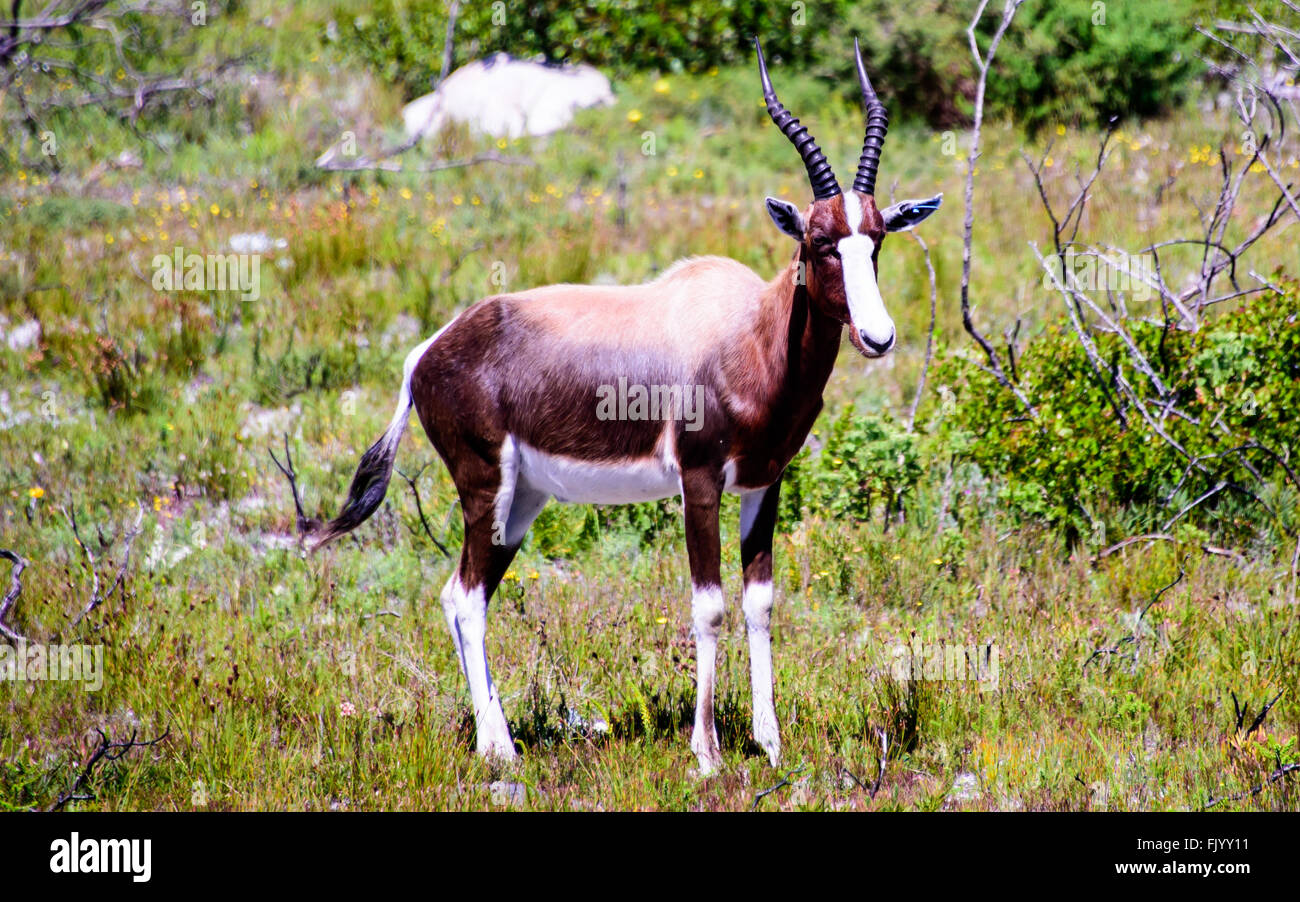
left=765, top=197, right=805, bottom=240
left=881, top=193, right=943, bottom=232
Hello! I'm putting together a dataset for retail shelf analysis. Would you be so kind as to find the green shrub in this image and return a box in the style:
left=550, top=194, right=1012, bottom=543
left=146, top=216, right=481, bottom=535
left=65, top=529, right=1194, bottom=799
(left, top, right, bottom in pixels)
left=984, top=0, right=1197, bottom=134
left=336, top=0, right=847, bottom=99
left=813, top=0, right=1197, bottom=131
left=780, top=406, right=924, bottom=529
left=941, top=280, right=1300, bottom=540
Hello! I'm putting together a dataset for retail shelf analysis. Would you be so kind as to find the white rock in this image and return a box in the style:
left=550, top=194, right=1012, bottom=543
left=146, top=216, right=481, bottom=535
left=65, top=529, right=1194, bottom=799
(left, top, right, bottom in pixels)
left=489, top=780, right=526, bottom=807
left=5, top=319, right=40, bottom=351
left=230, top=233, right=288, bottom=255
left=947, top=772, right=981, bottom=803
left=403, top=53, right=614, bottom=141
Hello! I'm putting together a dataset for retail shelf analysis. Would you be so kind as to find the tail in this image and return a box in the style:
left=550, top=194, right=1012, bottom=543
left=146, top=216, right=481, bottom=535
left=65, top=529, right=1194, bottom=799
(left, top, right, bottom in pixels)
left=307, top=360, right=418, bottom=551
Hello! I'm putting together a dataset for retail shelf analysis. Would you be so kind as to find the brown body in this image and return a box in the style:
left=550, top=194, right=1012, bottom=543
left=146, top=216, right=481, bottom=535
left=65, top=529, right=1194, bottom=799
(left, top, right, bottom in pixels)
left=410, top=250, right=841, bottom=504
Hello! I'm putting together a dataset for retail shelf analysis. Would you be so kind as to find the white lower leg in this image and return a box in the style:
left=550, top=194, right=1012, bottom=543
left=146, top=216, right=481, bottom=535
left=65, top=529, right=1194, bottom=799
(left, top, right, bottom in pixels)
left=690, top=584, right=725, bottom=774
left=439, top=576, right=469, bottom=679
left=452, top=580, right=515, bottom=760
left=742, top=580, right=780, bottom=766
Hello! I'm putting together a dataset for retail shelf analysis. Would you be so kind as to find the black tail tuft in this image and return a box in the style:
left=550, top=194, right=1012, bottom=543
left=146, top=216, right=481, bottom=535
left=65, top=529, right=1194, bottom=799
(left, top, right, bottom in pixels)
left=309, top=433, right=399, bottom=550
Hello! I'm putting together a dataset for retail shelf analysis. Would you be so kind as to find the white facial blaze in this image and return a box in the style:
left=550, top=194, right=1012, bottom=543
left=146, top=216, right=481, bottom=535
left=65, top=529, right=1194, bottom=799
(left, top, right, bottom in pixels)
left=839, top=193, right=895, bottom=350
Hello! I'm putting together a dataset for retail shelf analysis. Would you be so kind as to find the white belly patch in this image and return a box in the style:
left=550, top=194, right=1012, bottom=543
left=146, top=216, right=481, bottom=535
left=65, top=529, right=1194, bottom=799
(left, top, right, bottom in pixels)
left=517, top=441, right=681, bottom=504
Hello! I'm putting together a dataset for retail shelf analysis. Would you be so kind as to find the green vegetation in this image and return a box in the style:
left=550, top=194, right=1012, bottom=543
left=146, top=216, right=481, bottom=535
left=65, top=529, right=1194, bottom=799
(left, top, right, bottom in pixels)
left=340, top=0, right=1199, bottom=132
left=944, top=281, right=1300, bottom=540
left=0, top=0, right=1296, bottom=811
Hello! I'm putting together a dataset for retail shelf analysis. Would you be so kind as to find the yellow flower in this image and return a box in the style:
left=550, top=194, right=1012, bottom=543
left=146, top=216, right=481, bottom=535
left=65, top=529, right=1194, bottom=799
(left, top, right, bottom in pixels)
left=28, top=487, right=44, bottom=499
left=1055, top=124, right=1066, bottom=136
left=655, top=616, right=668, bottom=624
left=153, top=496, right=163, bottom=511
left=399, top=188, right=412, bottom=200
left=932, top=558, right=944, bottom=565
left=693, top=169, right=704, bottom=179
left=527, top=569, right=540, bottom=580
left=210, top=203, right=220, bottom=215
left=627, top=109, right=643, bottom=123
left=497, top=138, right=508, bottom=149
left=653, top=78, right=671, bottom=95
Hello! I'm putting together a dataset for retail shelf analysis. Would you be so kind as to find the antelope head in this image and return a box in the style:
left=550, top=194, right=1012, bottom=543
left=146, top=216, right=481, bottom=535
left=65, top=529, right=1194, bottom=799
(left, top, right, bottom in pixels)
left=757, top=38, right=942, bottom=358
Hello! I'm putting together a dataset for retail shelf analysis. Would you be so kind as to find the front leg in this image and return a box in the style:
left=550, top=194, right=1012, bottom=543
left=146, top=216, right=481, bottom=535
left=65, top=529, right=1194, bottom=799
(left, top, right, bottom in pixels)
left=740, top=481, right=782, bottom=766
left=681, top=467, right=725, bottom=775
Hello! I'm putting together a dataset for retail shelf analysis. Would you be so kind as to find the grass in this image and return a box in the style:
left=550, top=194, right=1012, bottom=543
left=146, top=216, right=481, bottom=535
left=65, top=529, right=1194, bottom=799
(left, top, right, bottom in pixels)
left=0, top=1, right=1296, bottom=811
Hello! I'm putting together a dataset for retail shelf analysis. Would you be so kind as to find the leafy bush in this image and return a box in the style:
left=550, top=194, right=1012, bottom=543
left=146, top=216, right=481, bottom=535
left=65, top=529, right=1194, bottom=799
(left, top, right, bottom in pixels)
left=336, top=0, right=844, bottom=99
left=984, top=0, right=1198, bottom=134
left=812, top=0, right=1197, bottom=131
left=780, top=406, right=924, bottom=529
left=941, top=280, right=1300, bottom=540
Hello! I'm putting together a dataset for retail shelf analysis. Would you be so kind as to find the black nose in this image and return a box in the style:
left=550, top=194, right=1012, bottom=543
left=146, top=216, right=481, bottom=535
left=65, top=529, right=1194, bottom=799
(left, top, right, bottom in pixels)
left=860, top=330, right=895, bottom=354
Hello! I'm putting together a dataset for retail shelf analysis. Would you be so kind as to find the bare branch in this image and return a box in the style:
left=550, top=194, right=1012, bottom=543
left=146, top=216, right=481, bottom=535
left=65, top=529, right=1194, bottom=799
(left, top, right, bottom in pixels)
left=959, top=0, right=1035, bottom=419
left=1203, top=761, right=1300, bottom=809
left=751, top=763, right=807, bottom=810
left=396, top=463, right=450, bottom=558
left=0, top=548, right=30, bottom=642
left=1085, top=563, right=1185, bottom=671
left=67, top=502, right=143, bottom=630
left=50, top=726, right=170, bottom=811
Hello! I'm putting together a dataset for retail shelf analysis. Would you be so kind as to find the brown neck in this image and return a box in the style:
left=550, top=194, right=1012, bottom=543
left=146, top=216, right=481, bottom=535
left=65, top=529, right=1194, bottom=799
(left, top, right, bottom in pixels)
left=755, top=252, right=843, bottom=409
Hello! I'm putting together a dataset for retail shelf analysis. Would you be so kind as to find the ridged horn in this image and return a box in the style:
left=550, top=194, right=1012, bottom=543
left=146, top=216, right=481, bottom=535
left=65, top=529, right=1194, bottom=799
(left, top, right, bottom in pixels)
left=755, top=36, right=840, bottom=200
left=852, top=37, right=889, bottom=197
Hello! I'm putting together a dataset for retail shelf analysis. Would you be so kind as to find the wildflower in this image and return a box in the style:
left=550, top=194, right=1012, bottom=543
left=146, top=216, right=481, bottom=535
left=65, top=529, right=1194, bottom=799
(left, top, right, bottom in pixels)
left=28, top=487, right=44, bottom=499
left=627, top=109, right=643, bottom=124
left=655, top=616, right=668, bottom=624
left=340, top=700, right=356, bottom=717
left=653, top=78, right=671, bottom=95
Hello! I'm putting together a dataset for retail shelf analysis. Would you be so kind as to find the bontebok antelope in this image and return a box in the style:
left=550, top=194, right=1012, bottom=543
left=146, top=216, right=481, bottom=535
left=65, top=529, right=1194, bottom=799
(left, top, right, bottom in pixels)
left=276, top=39, right=941, bottom=774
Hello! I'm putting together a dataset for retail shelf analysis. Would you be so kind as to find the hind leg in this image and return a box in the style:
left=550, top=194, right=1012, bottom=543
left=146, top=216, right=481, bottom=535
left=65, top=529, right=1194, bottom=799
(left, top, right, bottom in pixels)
left=441, top=440, right=548, bottom=761
left=740, top=483, right=782, bottom=766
